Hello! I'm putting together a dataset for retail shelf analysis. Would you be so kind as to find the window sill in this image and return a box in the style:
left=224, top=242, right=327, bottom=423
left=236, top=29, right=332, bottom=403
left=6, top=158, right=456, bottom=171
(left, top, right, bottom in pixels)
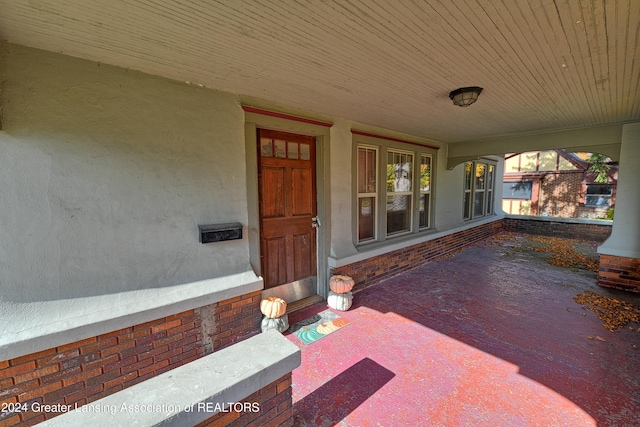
left=331, top=216, right=503, bottom=269
left=464, top=213, right=498, bottom=223
left=356, top=228, right=438, bottom=252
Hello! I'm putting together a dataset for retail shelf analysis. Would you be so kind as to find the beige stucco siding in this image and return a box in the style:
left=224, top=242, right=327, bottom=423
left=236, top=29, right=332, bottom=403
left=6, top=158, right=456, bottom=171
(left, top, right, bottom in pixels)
left=0, top=43, right=249, bottom=302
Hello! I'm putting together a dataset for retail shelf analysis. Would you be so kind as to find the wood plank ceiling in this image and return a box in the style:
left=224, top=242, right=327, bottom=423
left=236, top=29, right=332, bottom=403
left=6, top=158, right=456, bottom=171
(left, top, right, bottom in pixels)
left=0, top=0, right=638, bottom=143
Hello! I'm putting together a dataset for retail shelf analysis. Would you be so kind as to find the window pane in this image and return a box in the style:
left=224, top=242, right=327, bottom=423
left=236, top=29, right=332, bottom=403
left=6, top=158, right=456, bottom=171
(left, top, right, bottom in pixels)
left=420, top=156, right=431, bottom=191
left=464, top=162, right=472, bottom=190
left=387, top=195, right=411, bottom=234
left=287, top=142, right=298, bottom=159
left=585, top=195, right=611, bottom=207
left=387, top=151, right=412, bottom=193
left=300, top=143, right=310, bottom=160
left=503, top=181, right=533, bottom=199
left=419, top=193, right=430, bottom=228
left=464, top=192, right=471, bottom=220
left=586, top=184, right=612, bottom=195
left=585, top=184, right=613, bottom=207
left=274, top=140, right=286, bottom=158
left=358, top=147, right=376, bottom=194
left=474, top=191, right=485, bottom=217
left=487, top=190, right=493, bottom=215
left=358, top=197, right=375, bottom=241
left=260, top=138, right=273, bottom=157
left=487, top=165, right=494, bottom=190
left=475, top=163, right=486, bottom=189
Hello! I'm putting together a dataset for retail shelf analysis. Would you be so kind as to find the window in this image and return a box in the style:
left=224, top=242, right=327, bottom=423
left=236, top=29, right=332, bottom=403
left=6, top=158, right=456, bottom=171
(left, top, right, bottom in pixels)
left=464, top=163, right=472, bottom=220
left=503, top=181, right=533, bottom=200
left=261, top=137, right=311, bottom=160
left=486, top=164, right=495, bottom=215
left=585, top=184, right=612, bottom=207
left=464, top=161, right=496, bottom=220
left=419, top=155, right=431, bottom=228
left=357, top=146, right=377, bottom=242
left=474, top=163, right=486, bottom=217
left=355, top=139, right=435, bottom=245
left=386, top=150, right=413, bottom=235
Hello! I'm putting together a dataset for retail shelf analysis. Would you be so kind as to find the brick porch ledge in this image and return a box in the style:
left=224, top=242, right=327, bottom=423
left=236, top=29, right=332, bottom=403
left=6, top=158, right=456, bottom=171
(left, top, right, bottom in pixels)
left=1, top=271, right=262, bottom=362
left=37, top=330, right=300, bottom=427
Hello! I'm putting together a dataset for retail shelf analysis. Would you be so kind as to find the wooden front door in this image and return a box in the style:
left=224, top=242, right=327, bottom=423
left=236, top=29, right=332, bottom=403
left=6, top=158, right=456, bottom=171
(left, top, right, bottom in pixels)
left=257, top=129, right=317, bottom=290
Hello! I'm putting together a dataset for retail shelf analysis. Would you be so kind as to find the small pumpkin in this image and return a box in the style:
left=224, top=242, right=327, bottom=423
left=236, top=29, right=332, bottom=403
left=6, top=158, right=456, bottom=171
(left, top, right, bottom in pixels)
left=261, top=314, right=289, bottom=333
left=329, top=275, right=355, bottom=294
left=260, top=296, right=287, bottom=318
left=327, top=290, right=353, bottom=311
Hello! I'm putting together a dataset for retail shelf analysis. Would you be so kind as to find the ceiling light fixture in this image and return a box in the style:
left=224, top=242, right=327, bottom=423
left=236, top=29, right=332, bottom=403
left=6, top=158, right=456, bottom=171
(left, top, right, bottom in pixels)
left=449, top=86, right=483, bottom=107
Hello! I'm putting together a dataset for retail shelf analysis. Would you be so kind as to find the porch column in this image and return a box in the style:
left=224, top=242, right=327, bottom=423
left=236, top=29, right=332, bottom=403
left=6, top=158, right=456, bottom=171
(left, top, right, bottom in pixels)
left=597, top=122, right=640, bottom=292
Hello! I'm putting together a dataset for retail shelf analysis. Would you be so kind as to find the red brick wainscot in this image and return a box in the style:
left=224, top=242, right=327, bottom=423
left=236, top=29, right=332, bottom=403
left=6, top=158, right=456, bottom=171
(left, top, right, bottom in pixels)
left=332, top=220, right=503, bottom=293
left=195, top=374, right=293, bottom=427
left=598, top=254, right=640, bottom=293
left=0, top=291, right=261, bottom=427
left=502, top=216, right=612, bottom=242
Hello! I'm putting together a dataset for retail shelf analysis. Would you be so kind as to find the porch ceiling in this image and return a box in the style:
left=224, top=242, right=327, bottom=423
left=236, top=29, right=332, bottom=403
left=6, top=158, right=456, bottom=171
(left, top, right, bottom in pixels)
left=0, top=1, right=638, bottom=143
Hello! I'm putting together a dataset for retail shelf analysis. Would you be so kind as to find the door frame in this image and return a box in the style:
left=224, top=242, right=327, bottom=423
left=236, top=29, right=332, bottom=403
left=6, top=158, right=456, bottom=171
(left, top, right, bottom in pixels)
left=243, top=107, right=332, bottom=299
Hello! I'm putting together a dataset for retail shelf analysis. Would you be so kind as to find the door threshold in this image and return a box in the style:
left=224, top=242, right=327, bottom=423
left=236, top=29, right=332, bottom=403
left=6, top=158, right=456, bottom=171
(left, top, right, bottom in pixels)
left=261, top=277, right=317, bottom=304
left=286, top=294, right=324, bottom=314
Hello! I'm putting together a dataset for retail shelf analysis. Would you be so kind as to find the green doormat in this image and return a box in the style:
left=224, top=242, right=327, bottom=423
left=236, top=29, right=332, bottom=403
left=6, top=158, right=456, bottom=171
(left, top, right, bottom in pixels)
left=289, top=310, right=351, bottom=344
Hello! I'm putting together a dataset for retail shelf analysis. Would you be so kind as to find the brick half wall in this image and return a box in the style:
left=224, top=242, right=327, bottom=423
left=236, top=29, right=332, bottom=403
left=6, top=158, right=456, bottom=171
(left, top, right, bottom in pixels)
left=331, top=220, right=503, bottom=293
left=502, top=216, right=612, bottom=242
left=195, top=374, right=293, bottom=427
left=0, top=291, right=261, bottom=427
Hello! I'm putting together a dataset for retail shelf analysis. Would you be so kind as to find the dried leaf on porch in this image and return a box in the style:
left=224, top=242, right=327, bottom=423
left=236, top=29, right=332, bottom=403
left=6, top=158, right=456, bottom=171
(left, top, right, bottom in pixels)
left=574, top=290, right=640, bottom=332
left=529, top=236, right=599, bottom=272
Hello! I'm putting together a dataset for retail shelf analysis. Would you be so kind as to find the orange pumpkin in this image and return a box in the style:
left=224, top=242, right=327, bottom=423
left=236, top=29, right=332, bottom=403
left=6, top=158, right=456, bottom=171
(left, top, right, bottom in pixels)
left=260, top=296, right=287, bottom=318
left=329, top=275, right=355, bottom=294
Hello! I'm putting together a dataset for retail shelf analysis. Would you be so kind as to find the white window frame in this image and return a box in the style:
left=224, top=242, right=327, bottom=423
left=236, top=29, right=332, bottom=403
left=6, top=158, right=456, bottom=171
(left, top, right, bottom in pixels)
left=356, top=145, right=379, bottom=243
left=354, top=136, right=436, bottom=246
left=464, top=160, right=497, bottom=221
left=386, top=149, right=414, bottom=236
left=486, top=164, right=495, bottom=216
left=419, top=154, right=432, bottom=229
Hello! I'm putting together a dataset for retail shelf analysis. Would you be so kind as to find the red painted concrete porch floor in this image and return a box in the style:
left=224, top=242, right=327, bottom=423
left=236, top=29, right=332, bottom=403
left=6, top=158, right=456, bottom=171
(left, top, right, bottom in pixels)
left=285, top=233, right=640, bottom=427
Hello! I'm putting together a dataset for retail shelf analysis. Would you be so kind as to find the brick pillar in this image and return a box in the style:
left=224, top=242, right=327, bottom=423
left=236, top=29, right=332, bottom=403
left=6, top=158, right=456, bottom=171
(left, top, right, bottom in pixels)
left=598, top=254, right=640, bottom=293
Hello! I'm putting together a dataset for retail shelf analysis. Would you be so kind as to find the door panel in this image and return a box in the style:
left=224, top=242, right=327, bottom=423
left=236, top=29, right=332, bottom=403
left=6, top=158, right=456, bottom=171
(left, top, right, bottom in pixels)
left=293, top=231, right=314, bottom=278
left=260, top=166, right=286, bottom=218
left=291, top=168, right=313, bottom=216
left=264, top=237, right=287, bottom=286
left=258, top=129, right=317, bottom=290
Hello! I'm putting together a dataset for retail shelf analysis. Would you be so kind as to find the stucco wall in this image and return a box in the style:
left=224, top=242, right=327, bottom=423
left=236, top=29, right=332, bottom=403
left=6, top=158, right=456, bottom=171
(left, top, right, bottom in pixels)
left=328, top=119, right=355, bottom=259
left=434, top=156, right=468, bottom=231
left=0, top=44, right=249, bottom=302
